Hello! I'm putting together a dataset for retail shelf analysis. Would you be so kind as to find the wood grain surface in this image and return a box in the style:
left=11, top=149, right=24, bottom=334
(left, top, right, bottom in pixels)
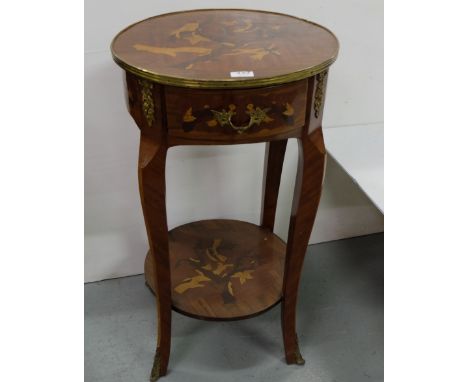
left=113, top=9, right=338, bottom=379
left=280, top=76, right=328, bottom=365
left=138, top=135, right=171, bottom=379
left=112, top=9, right=338, bottom=88
left=145, top=219, right=286, bottom=320
left=165, top=80, right=306, bottom=145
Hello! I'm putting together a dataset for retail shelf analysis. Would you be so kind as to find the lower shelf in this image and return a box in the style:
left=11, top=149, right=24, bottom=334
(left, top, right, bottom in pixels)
left=145, top=219, right=286, bottom=320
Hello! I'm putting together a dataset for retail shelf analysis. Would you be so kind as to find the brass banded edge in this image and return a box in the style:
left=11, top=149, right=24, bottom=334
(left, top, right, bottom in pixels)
left=111, top=53, right=336, bottom=89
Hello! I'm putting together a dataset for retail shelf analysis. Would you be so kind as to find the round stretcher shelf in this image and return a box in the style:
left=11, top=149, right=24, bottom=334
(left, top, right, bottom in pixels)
left=145, top=219, right=286, bottom=320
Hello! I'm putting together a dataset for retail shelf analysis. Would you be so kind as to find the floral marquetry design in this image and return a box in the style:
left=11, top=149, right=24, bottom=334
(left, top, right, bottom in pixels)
left=112, top=9, right=339, bottom=88
left=177, top=97, right=300, bottom=135
left=132, top=19, right=282, bottom=67
left=144, top=219, right=288, bottom=320
left=114, top=8, right=339, bottom=379
left=182, top=107, right=196, bottom=123
left=174, top=238, right=258, bottom=304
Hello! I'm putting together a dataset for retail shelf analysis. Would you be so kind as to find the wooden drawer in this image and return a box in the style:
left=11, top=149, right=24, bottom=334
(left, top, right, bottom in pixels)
left=165, top=80, right=308, bottom=144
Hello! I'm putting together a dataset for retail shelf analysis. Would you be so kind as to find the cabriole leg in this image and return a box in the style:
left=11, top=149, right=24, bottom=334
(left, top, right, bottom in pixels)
left=138, top=134, right=171, bottom=381
left=261, top=139, right=288, bottom=231
left=282, top=129, right=326, bottom=365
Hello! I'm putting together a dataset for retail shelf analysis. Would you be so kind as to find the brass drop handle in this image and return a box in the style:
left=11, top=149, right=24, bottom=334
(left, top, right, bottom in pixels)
left=211, top=104, right=272, bottom=133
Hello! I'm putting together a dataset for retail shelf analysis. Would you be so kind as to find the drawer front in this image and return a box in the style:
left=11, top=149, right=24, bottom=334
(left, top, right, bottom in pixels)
left=165, top=80, right=308, bottom=144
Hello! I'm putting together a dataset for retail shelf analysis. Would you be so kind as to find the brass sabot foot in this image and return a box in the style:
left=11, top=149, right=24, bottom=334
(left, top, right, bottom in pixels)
left=294, top=350, right=305, bottom=365
left=294, top=334, right=305, bottom=365
left=150, top=349, right=161, bottom=382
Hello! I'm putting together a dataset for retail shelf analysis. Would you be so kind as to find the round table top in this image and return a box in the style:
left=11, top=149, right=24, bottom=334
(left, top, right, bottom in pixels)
left=111, top=9, right=339, bottom=89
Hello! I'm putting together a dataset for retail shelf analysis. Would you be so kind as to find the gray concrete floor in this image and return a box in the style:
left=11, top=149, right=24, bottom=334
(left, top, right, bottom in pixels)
left=85, top=233, right=383, bottom=382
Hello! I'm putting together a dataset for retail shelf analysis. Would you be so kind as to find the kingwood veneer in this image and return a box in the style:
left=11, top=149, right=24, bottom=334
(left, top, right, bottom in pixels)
left=111, top=9, right=339, bottom=381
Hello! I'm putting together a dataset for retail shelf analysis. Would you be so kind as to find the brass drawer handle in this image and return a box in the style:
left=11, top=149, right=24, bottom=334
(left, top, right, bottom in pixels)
left=211, top=104, right=272, bottom=133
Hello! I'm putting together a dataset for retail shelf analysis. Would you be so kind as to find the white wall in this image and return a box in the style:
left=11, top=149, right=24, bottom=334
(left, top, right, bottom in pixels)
left=85, top=1, right=383, bottom=282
